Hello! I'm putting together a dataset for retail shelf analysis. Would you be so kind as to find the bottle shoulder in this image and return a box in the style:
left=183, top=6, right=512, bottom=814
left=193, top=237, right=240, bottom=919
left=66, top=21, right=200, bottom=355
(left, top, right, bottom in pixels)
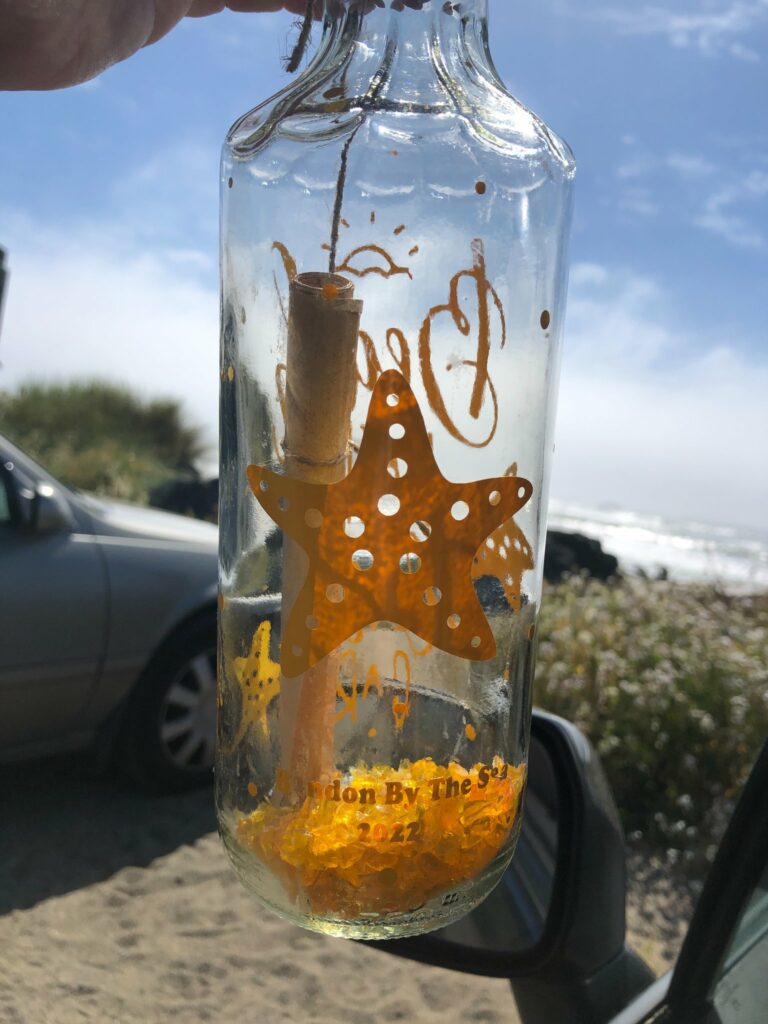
left=225, top=73, right=575, bottom=189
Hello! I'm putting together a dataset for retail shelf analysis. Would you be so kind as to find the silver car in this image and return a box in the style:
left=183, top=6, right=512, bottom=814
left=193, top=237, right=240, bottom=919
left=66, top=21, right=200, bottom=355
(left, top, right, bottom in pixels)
left=0, top=434, right=218, bottom=790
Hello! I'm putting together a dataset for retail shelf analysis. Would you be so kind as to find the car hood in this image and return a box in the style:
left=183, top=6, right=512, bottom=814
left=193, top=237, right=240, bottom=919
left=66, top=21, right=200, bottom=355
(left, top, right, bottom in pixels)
left=82, top=495, right=218, bottom=547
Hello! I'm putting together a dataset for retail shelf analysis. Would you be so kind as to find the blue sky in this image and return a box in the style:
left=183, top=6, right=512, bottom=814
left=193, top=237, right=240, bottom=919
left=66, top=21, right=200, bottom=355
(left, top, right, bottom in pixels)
left=1, top=1, right=766, bottom=527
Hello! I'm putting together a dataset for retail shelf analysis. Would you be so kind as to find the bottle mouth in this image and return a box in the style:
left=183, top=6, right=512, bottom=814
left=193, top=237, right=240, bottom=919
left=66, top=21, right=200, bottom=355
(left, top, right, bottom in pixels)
left=322, top=0, right=487, bottom=13
left=301, top=0, right=490, bottom=107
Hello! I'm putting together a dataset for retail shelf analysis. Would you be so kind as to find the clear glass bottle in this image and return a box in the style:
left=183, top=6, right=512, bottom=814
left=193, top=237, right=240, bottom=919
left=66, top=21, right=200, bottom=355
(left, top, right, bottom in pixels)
left=217, top=0, right=575, bottom=939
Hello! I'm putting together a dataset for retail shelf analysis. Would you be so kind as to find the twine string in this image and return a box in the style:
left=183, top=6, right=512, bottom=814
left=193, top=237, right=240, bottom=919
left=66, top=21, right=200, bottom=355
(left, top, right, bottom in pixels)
left=285, top=0, right=315, bottom=73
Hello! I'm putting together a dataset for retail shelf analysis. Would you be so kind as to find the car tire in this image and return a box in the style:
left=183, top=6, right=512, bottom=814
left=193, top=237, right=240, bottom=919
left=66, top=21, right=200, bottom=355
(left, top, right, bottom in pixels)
left=118, top=610, right=217, bottom=793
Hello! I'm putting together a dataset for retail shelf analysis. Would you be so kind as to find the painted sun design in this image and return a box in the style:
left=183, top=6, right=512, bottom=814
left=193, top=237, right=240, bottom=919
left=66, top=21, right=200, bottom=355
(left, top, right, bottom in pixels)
left=248, top=369, right=533, bottom=678
left=322, top=212, right=418, bottom=280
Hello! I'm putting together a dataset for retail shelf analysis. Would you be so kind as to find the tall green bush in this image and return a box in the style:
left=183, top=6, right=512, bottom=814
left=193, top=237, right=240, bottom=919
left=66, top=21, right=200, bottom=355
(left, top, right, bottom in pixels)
left=0, top=381, right=204, bottom=504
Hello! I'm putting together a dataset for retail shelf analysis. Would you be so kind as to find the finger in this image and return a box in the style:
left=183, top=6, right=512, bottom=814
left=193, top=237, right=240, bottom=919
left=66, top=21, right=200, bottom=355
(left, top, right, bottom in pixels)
left=145, top=2, right=201, bottom=46
left=186, top=0, right=227, bottom=15
left=0, top=0, right=158, bottom=90
left=223, top=2, right=305, bottom=12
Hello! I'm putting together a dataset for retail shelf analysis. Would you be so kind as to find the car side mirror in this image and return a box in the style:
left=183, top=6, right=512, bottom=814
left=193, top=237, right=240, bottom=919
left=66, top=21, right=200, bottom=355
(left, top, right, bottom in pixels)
left=31, top=484, right=73, bottom=533
left=371, top=710, right=654, bottom=1024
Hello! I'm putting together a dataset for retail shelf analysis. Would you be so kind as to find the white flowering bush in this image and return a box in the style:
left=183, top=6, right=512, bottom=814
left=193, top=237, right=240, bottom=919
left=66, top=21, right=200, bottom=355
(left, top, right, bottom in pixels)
left=534, top=576, right=768, bottom=869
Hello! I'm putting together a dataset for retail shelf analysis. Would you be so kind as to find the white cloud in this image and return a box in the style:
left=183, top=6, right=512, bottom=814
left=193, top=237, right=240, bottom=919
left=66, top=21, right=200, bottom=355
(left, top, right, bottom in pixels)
left=616, top=156, right=655, bottom=180
left=565, top=264, right=672, bottom=369
left=614, top=148, right=716, bottom=220
left=665, top=153, right=716, bottom=178
left=695, top=170, right=768, bottom=247
left=111, top=142, right=220, bottom=252
left=618, top=187, right=659, bottom=217
left=611, top=143, right=768, bottom=243
left=569, top=262, right=608, bottom=287
left=727, top=40, right=761, bottom=59
left=552, top=263, right=768, bottom=528
left=617, top=149, right=717, bottom=183
left=0, top=214, right=219, bottom=457
left=599, top=1, right=768, bottom=59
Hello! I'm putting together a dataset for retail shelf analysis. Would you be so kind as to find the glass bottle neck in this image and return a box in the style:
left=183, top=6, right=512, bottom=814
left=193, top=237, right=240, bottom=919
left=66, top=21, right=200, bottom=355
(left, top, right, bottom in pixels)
left=313, top=0, right=496, bottom=110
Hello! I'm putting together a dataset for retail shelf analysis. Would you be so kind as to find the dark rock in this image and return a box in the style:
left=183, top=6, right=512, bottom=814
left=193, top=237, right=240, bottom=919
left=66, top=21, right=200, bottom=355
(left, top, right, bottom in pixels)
left=150, top=477, right=218, bottom=522
left=544, top=530, right=619, bottom=582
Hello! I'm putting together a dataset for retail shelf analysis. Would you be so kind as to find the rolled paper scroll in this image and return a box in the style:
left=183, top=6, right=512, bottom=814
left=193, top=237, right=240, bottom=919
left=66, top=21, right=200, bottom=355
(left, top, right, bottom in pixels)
left=279, top=271, right=362, bottom=795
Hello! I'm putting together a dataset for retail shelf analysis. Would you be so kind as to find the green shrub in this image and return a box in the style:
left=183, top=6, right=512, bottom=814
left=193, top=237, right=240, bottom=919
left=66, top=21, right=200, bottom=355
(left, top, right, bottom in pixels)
left=534, top=576, right=768, bottom=869
left=0, top=381, right=204, bottom=504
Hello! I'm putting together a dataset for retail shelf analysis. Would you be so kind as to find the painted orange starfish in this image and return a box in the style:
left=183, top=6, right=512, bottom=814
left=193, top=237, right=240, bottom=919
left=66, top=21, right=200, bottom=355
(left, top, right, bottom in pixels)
left=248, top=370, right=532, bottom=677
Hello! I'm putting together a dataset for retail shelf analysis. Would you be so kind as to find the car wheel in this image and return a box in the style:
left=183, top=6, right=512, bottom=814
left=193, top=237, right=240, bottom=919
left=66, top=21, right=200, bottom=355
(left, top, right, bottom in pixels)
left=119, top=611, right=217, bottom=792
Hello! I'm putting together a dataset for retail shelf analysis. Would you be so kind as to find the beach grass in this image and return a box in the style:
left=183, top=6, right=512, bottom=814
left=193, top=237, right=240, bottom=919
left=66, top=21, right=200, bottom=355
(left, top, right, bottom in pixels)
left=534, top=575, right=768, bottom=873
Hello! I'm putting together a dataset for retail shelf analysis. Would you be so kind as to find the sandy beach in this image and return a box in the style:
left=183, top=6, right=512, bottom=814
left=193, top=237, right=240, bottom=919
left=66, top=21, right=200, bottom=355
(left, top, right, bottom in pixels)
left=0, top=753, right=691, bottom=1024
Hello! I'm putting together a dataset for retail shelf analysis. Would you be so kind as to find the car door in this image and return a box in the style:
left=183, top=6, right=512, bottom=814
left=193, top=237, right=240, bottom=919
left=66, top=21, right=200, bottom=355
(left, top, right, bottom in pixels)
left=0, top=445, right=107, bottom=751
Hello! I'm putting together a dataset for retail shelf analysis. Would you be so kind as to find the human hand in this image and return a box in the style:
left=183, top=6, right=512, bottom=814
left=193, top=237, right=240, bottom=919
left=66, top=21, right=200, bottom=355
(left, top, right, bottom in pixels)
left=0, top=1, right=319, bottom=91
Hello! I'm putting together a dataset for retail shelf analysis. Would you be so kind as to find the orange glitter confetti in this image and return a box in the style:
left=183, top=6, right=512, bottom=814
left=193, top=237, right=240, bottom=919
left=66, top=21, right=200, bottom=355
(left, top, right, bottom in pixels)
left=322, top=282, right=340, bottom=301
left=475, top=181, right=487, bottom=195
left=465, top=723, right=477, bottom=741
left=368, top=728, right=377, bottom=738
left=247, top=782, right=259, bottom=797
left=236, top=757, right=524, bottom=918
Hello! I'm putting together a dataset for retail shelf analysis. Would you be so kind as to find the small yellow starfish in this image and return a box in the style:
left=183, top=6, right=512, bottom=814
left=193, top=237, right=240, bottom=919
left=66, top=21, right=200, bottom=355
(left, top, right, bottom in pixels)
left=231, top=620, right=281, bottom=744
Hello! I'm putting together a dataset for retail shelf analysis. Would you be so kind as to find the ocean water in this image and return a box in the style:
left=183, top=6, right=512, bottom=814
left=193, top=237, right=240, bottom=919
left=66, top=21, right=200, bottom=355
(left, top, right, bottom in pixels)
left=548, top=500, right=768, bottom=590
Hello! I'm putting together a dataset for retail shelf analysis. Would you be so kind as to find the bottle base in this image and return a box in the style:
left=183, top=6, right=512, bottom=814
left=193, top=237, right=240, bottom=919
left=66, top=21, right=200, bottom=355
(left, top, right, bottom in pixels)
left=219, top=823, right=517, bottom=940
